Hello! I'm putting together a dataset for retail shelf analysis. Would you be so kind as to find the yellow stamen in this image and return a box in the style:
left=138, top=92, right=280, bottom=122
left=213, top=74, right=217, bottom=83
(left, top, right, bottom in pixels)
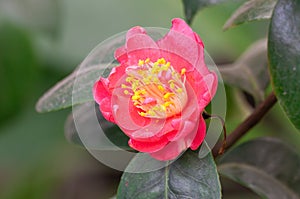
left=138, top=60, right=145, bottom=66
left=163, top=92, right=174, bottom=100
left=124, top=90, right=129, bottom=95
left=157, top=85, right=164, bottom=91
left=139, top=112, right=146, bottom=117
left=181, top=68, right=186, bottom=75
left=176, top=88, right=183, bottom=93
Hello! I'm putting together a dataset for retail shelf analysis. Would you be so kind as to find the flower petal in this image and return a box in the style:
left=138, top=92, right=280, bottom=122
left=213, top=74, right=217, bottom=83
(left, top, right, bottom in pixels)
left=93, top=79, right=115, bottom=123
left=115, top=26, right=161, bottom=65
left=190, top=116, right=206, bottom=150
left=128, top=136, right=169, bottom=153
left=157, top=18, right=209, bottom=75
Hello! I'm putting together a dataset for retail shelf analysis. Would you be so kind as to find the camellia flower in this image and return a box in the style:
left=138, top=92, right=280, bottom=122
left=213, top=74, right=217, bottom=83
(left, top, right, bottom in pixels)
left=93, top=18, right=217, bottom=161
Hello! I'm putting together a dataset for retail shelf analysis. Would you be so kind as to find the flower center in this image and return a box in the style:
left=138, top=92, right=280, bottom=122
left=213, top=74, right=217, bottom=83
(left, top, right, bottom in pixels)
left=122, top=58, right=188, bottom=118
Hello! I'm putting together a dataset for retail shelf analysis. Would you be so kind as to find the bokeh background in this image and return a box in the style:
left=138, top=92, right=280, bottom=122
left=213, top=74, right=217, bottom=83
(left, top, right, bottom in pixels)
left=1, top=0, right=299, bottom=199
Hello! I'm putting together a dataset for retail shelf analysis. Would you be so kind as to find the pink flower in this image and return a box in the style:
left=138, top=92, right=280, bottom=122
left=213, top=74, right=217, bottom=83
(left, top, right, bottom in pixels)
left=93, top=18, right=217, bottom=161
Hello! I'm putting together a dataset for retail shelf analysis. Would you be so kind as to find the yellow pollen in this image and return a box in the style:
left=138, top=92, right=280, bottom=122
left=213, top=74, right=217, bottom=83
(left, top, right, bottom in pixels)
left=157, top=58, right=166, bottom=65
left=157, top=85, right=164, bottom=91
left=138, top=60, right=145, bottom=66
left=139, top=112, right=146, bottom=117
left=176, top=88, right=183, bottom=93
left=163, top=92, right=174, bottom=100
left=181, top=68, right=186, bottom=75
left=170, top=82, right=175, bottom=89
left=132, top=95, right=140, bottom=100
left=123, top=58, right=188, bottom=119
left=126, top=77, right=133, bottom=82
left=163, top=101, right=173, bottom=107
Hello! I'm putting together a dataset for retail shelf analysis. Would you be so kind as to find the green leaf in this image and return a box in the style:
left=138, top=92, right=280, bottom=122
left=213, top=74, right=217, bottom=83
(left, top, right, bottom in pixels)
left=64, top=102, right=130, bottom=150
left=268, top=0, right=300, bottom=130
left=0, top=0, right=61, bottom=37
left=218, top=39, right=269, bottom=104
left=182, top=0, right=226, bottom=24
left=0, top=23, right=37, bottom=123
left=36, top=64, right=114, bottom=113
left=218, top=137, right=300, bottom=199
left=117, top=151, right=221, bottom=199
left=223, top=0, right=277, bottom=30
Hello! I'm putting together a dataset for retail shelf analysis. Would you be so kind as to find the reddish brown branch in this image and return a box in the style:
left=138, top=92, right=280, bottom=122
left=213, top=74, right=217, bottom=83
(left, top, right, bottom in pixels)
left=212, top=92, right=277, bottom=157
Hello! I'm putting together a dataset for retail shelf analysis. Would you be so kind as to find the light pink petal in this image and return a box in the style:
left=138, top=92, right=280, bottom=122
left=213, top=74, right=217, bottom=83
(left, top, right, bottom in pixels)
left=111, top=88, right=149, bottom=132
left=114, top=46, right=127, bottom=64
left=115, top=26, right=161, bottom=65
left=157, top=18, right=212, bottom=80
left=168, top=120, right=197, bottom=142
left=190, top=116, right=206, bottom=150
left=149, top=115, right=201, bottom=161
left=149, top=137, right=192, bottom=161
left=170, top=18, right=195, bottom=40
left=204, top=72, right=218, bottom=100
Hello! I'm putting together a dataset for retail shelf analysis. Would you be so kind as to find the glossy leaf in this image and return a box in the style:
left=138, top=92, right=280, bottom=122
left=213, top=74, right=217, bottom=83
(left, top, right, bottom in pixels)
left=0, top=0, right=60, bottom=36
left=64, top=102, right=130, bottom=150
left=182, top=0, right=226, bottom=24
left=218, top=137, right=300, bottom=199
left=118, top=151, right=221, bottom=199
left=36, top=64, right=114, bottom=113
left=268, top=0, right=300, bottom=130
left=218, top=39, right=269, bottom=104
left=223, top=0, right=277, bottom=30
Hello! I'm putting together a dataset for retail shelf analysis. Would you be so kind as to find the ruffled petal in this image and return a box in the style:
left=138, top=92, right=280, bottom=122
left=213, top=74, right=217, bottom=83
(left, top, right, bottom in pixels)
left=157, top=18, right=207, bottom=74
left=115, top=26, right=161, bottom=65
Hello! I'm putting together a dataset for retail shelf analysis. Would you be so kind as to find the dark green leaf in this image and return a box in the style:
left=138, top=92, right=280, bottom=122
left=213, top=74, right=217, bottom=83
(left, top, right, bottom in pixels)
left=64, top=102, right=130, bottom=150
left=182, top=0, right=226, bottom=24
left=36, top=64, right=114, bottom=113
left=218, top=137, right=300, bottom=199
left=223, top=0, right=277, bottom=30
left=0, top=0, right=61, bottom=37
left=268, top=0, right=300, bottom=130
left=218, top=39, right=269, bottom=104
left=117, top=151, right=221, bottom=199
left=0, top=23, right=37, bottom=123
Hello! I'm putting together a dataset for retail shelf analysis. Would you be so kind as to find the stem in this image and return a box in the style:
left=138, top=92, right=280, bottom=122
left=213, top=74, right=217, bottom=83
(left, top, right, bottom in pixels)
left=212, top=92, right=277, bottom=157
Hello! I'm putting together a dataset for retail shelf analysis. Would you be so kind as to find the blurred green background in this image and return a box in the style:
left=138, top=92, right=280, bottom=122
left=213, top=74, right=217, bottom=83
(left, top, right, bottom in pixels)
left=0, top=0, right=299, bottom=199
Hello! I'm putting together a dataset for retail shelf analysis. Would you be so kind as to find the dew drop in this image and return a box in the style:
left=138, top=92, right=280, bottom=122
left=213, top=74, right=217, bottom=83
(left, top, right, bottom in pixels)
left=292, top=67, right=297, bottom=71
left=283, top=91, right=287, bottom=96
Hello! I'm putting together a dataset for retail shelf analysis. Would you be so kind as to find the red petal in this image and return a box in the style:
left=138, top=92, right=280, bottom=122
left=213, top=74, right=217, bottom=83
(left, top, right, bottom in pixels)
left=190, top=116, right=206, bottom=150
left=128, top=137, right=169, bottom=153
left=93, top=79, right=109, bottom=104
left=99, top=97, right=115, bottom=123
